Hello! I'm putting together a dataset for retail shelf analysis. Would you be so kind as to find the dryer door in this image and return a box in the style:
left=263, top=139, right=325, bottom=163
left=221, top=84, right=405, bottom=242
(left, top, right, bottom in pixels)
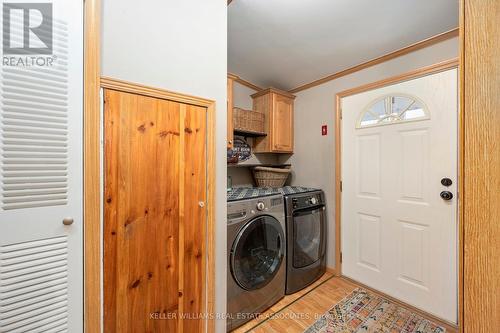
left=292, top=205, right=326, bottom=268
left=231, top=215, right=284, bottom=290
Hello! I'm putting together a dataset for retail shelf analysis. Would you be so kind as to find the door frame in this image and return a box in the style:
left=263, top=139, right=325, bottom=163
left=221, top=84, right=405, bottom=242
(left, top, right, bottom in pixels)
left=83, top=1, right=217, bottom=329
left=82, top=0, right=500, bottom=332
left=334, top=58, right=460, bottom=326
left=84, top=75, right=217, bottom=332
left=83, top=0, right=101, bottom=332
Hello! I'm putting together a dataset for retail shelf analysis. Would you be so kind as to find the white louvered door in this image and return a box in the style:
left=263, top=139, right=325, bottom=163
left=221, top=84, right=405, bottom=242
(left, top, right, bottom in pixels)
left=0, top=1, right=83, bottom=332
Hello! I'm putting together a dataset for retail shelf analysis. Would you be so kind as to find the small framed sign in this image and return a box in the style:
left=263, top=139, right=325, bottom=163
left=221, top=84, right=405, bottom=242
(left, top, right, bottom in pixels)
left=227, top=138, right=252, bottom=163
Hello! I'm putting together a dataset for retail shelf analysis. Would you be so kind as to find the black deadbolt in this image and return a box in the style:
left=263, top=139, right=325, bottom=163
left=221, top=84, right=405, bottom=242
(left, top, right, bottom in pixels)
left=441, top=178, right=453, bottom=186
left=440, top=191, right=453, bottom=201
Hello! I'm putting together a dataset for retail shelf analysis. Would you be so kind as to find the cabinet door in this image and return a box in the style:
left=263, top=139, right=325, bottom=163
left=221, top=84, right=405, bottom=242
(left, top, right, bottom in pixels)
left=227, top=77, right=234, bottom=149
left=272, top=94, right=294, bottom=152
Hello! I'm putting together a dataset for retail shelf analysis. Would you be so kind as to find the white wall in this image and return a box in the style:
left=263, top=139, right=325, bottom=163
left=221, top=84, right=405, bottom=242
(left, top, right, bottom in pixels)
left=281, top=37, right=459, bottom=268
left=101, top=1, right=227, bottom=332
left=233, top=81, right=255, bottom=110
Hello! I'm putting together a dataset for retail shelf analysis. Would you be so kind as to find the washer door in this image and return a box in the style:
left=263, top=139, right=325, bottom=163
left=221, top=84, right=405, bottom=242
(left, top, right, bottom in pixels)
left=230, top=215, right=284, bottom=291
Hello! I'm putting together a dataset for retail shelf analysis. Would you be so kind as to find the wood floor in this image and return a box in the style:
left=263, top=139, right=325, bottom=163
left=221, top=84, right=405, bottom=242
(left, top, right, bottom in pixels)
left=232, top=272, right=458, bottom=333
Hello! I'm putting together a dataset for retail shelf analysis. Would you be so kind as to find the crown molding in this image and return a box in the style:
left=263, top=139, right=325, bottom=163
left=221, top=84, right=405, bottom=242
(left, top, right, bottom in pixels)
left=251, top=87, right=296, bottom=99
left=289, top=28, right=459, bottom=93
left=227, top=72, right=263, bottom=91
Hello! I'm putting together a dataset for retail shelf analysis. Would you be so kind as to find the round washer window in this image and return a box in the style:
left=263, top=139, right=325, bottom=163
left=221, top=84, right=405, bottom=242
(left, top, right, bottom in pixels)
left=230, top=215, right=284, bottom=290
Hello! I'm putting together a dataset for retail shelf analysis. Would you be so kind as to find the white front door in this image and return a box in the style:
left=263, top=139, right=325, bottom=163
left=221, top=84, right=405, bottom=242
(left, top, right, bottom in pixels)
left=0, top=1, right=83, bottom=331
left=341, top=68, right=458, bottom=323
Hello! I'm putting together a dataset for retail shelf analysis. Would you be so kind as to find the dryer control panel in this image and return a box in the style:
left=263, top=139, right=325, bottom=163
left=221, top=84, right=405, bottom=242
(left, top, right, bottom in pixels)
left=291, top=193, right=324, bottom=210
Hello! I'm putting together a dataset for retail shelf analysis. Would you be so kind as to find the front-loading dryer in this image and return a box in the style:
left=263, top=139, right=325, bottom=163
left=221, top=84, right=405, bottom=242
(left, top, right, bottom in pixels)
left=284, top=190, right=326, bottom=294
left=226, top=194, right=286, bottom=331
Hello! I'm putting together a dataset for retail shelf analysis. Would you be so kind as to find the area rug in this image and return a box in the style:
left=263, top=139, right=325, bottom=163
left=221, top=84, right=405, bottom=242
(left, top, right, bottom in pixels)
left=304, top=288, right=445, bottom=333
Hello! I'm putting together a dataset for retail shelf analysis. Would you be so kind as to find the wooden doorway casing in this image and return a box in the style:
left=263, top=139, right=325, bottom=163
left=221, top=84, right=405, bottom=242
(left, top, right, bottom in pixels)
left=460, top=0, right=500, bottom=330
left=83, top=0, right=500, bottom=332
left=334, top=59, right=460, bottom=328
left=83, top=1, right=217, bottom=331
left=83, top=0, right=101, bottom=331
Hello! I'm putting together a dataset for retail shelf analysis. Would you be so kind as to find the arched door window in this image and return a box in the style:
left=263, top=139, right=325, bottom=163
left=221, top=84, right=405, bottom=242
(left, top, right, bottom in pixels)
left=357, top=94, right=429, bottom=128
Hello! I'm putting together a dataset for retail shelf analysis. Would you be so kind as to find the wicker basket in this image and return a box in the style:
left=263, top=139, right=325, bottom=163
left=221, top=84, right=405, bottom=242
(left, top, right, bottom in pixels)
left=253, top=166, right=291, bottom=188
left=233, top=107, right=265, bottom=133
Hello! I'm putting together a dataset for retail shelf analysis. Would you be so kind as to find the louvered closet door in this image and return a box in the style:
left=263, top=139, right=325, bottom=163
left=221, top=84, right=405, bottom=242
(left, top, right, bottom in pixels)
left=0, top=1, right=83, bottom=332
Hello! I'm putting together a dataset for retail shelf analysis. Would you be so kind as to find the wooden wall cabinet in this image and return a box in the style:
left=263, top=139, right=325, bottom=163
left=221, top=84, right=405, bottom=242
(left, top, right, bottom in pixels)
left=227, top=74, right=237, bottom=149
left=252, top=88, right=295, bottom=153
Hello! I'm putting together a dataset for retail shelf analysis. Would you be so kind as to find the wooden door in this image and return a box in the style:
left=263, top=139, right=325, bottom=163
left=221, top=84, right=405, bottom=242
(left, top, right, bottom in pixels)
left=341, top=69, right=458, bottom=322
left=103, top=89, right=207, bottom=333
left=272, top=94, right=294, bottom=152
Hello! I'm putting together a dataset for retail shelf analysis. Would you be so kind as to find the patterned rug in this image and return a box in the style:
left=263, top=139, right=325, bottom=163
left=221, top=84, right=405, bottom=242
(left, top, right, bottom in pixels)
left=305, top=289, right=446, bottom=333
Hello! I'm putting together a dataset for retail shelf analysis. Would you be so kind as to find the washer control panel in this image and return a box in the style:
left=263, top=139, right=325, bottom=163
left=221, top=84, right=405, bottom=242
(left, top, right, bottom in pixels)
left=227, top=194, right=284, bottom=225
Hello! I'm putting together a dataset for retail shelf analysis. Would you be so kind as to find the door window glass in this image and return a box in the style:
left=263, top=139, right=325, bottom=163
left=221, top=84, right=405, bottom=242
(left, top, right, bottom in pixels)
left=357, top=95, right=429, bottom=128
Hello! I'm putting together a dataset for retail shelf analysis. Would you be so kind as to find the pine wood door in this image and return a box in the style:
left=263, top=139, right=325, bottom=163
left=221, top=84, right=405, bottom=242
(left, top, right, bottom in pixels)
left=103, top=89, right=207, bottom=333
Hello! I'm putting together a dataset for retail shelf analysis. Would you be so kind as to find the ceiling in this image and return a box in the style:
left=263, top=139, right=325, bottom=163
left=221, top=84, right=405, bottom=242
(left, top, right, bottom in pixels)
left=228, top=0, right=459, bottom=91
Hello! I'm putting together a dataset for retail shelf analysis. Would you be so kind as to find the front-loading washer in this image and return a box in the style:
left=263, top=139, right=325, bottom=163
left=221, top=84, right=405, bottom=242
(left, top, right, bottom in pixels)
left=226, top=193, right=286, bottom=331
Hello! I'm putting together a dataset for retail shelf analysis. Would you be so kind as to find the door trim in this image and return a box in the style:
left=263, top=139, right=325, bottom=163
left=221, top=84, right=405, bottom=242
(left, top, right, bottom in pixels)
left=100, top=77, right=216, bottom=108
left=84, top=65, right=216, bottom=331
left=334, top=58, right=460, bottom=327
left=83, top=0, right=101, bottom=332
left=83, top=0, right=217, bottom=328
left=461, top=0, right=500, bottom=330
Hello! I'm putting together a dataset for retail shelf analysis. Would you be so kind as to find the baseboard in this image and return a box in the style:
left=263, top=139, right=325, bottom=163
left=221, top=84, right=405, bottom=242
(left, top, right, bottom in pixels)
left=326, top=266, right=336, bottom=275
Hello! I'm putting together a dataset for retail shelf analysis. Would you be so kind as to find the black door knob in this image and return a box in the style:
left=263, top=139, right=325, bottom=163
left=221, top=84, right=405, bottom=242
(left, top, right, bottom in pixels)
left=440, top=191, right=453, bottom=201
left=441, top=178, right=453, bottom=186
